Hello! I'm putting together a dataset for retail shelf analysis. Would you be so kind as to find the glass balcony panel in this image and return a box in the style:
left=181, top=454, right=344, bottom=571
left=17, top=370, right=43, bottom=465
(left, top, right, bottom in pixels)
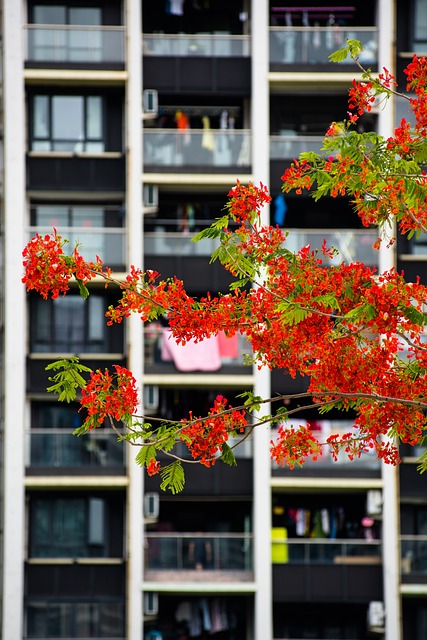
left=271, top=419, right=381, bottom=470
left=269, top=27, right=378, bottom=65
left=28, top=227, right=126, bottom=267
left=272, top=539, right=381, bottom=565
left=27, top=430, right=125, bottom=468
left=145, top=534, right=253, bottom=571
left=26, top=25, right=125, bottom=64
left=270, top=134, right=327, bottom=159
left=401, top=536, right=427, bottom=574
left=286, top=230, right=379, bottom=268
left=143, top=33, right=250, bottom=57
left=143, top=129, right=251, bottom=167
left=144, top=228, right=379, bottom=269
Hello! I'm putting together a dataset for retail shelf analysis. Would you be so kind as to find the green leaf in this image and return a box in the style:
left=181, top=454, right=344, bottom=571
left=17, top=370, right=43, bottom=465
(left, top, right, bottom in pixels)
left=400, top=304, right=427, bottom=326
left=76, top=278, right=90, bottom=300
left=277, top=301, right=311, bottom=326
left=135, top=445, right=157, bottom=467
left=45, top=357, right=92, bottom=402
left=159, top=461, right=185, bottom=494
left=221, top=442, right=237, bottom=466
left=329, top=46, right=351, bottom=63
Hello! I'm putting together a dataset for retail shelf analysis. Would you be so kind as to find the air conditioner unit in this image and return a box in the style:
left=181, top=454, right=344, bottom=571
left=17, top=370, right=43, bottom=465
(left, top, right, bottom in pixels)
left=143, top=384, right=159, bottom=411
left=144, top=592, right=159, bottom=616
left=143, top=89, right=158, bottom=115
left=143, top=184, right=159, bottom=208
left=144, top=492, right=160, bottom=519
left=367, top=601, right=385, bottom=633
left=366, top=490, right=382, bottom=517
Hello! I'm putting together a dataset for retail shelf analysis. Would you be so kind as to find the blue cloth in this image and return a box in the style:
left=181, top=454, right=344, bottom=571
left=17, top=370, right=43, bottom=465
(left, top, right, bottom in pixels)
left=274, top=194, right=287, bottom=226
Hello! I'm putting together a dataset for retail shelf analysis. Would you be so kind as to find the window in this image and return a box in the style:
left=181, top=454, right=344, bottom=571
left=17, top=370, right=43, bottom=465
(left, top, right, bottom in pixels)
left=32, top=94, right=104, bottom=152
left=29, top=292, right=122, bottom=354
left=30, top=203, right=126, bottom=267
left=30, top=497, right=107, bottom=558
left=28, top=401, right=125, bottom=468
left=413, top=0, right=427, bottom=50
left=26, top=600, right=125, bottom=638
left=31, top=5, right=103, bottom=62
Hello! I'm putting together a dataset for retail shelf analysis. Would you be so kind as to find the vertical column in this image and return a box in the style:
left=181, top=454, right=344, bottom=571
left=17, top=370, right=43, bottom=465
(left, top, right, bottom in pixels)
left=251, top=1, right=273, bottom=639
left=1, top=1, right=26, bottom=638
left=376, top=1, right=401, bottom=639
left=125, top=0, right=144, bottom=638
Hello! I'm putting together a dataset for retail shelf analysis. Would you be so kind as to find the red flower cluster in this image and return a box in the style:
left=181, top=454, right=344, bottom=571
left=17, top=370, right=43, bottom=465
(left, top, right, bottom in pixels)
left=225, top=180, right=271, bottom=224
left=80, top=365, right=139, bottom=428
left=180, top=395, right=247, bottom=467
left=270, top=423, right=322, bottom=469
left=22, top=230, right=97, bottom=299
left=347, top=79, right=375, bottom=117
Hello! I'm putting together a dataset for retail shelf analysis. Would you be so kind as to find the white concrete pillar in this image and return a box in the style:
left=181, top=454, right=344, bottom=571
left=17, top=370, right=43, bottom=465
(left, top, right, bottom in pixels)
left=125, top=0, right=144, bottom=638
left=2, top=0, right=27, bottom=637
left=251, top=1, right=273, bottom=639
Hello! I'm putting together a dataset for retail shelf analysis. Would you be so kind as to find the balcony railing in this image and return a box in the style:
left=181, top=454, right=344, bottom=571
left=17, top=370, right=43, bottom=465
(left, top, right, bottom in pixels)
left=28, top=226, right=126, bottom=268
left=26, top=430, right=125, bottom=468
left=272, top=419, right=381, bottom=470
left=269, top=26, right=378, bottom=66
left=401, top=536, right=427, bottom=574
left=145, top=325, right=252, bottom=371
left=144, top=228, right=379, bottom=268
left=25, top=24, right=125, bottom=64
left=270, top=134, right=327, bottom=159
left=285, top=229, right=380, bottom=268
left=272, top=537, right=381, bottom=565
left=143, top=33, right=250, bottom=57
left=145, top=533, right=253, bottom=571
left=143, top=129, right=251, bottom=168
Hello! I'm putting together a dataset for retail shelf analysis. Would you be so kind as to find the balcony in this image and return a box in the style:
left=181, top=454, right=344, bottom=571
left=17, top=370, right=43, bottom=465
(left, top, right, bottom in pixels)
left=271, top=420, right=381, bottom=478
left=26, top=430, right=125, bottom=472
left=401, top=536, right=427, bottom=580
left=144, top=533, right=253, bottom=582
left=143, top=33, right=250, bottom=57
left=143, top=129, right=251, bottom=171
left=144, top=326, right=251, bottom=376
left=25, top=24, right=125, bottom=67
left=270, top=133, right=326, bottom=160
left=28, top=226, right=126, bottom=270
left=269, top=26, right=378, bottom=69
left=272, top=538, right=383, bottom=602
left=144, top=227, right=379, bottom=268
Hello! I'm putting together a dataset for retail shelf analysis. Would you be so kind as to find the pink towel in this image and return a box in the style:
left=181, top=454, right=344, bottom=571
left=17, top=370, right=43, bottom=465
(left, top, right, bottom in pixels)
left=161, top=330, right=221, bottom=371
left=217, top=331, right=239, bottom=360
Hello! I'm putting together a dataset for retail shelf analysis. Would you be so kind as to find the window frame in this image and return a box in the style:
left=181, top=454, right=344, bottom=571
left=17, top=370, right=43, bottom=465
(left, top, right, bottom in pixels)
left=31, top=93, right=105, bottom=153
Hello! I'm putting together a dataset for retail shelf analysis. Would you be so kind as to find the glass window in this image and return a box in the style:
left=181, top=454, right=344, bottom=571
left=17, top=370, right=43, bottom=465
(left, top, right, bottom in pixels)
left=31, top=497, right=88, bottom=557
left=30, top=293, right=111, bottom=353
left=31, top=95, right=105, bottom=152
left=33, top=5, right=67, bottom=24
left=26, top=600, right=125, bottom=637
left=414, top=0, right=427, bottom=43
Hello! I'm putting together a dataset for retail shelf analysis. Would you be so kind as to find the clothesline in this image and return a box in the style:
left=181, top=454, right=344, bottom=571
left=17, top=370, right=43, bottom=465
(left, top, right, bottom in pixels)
left=158, top=105, right=240, bottom=117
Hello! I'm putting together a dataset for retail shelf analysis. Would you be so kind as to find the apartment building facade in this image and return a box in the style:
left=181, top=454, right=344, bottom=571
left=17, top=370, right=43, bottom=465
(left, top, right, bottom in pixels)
left=2, top=0, right=427, bottom=638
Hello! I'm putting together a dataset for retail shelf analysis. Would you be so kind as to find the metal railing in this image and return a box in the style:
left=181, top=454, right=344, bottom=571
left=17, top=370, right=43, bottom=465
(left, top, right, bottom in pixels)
left=144, top=227, right=379, bottom=268
left=26, top=430, right=125, bottom=468
left=270, top=134, right=327, bottom=159
left=28, top=226, right=126, bottom=267
left=25, top=24, right=125, bottom=63
left=143, top=33, right=250, bottom=57
left=269, top=26, right=378, bottom=65
left=401, top=536, right=427, bottom=574
left=145, top=533, right=253, bottom=571
left=272, top=538, right=381, bottom=564
left=143, top=129, right=251, bottom=167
